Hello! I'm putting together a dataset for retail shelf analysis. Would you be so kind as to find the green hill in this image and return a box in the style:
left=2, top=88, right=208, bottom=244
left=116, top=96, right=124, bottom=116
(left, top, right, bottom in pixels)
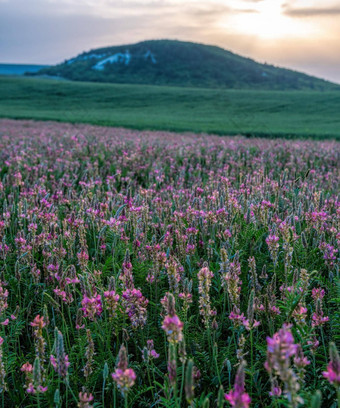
left=36, top=40, right=339, bottom=91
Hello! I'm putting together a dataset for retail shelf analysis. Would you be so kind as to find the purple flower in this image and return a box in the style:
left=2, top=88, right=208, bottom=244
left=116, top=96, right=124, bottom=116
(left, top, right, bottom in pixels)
left=104, top=290, right=120, bottom=318
left=225, top=362, right=251, bottom=408
left=162, top=314, right=184, bottom=343
left=78, top=392, right=94, bottom=408
left=323, top=362, right=340, bottom=386
left=265, top=325, right=303, bottom=407
left=311, top=311, right=329, bottom=327
left=311, top=288, right=325, bottom=301
left=266, top=325, right=298, bottom=365
left=81, top=294, right=103, bottom=321
left=112, top=345, right=136, bottom=394
left=323, top=343, right=340, bottom=386
left=112, top=368, right=136, bottom=392
left=122, top=288, right=148, bottom=328
left=269, top=386, right=282, bottom=397
left=143, top=339, right=159, bottom=360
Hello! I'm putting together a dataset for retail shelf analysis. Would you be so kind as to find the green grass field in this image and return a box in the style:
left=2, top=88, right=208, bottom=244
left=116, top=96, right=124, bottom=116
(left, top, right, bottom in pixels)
left=1, top=76, right=340, bottom=139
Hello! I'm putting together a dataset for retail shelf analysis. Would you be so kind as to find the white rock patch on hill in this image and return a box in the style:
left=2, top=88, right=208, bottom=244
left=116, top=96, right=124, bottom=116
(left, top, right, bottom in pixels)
left=93, top=51, right=131, bottom=70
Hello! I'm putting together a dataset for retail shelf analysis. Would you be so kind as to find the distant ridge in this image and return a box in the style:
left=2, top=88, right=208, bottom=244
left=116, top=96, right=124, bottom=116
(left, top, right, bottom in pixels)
left=37, top=40, right=340, bottom=91
left=0, top=64, right=49, bottom=76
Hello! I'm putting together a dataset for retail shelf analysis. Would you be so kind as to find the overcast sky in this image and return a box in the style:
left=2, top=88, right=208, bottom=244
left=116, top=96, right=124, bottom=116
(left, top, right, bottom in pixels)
left=1, top=0, right=339, bottom=83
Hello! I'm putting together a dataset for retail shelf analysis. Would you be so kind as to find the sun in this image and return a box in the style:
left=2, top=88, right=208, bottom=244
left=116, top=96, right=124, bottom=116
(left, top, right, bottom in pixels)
left=221, top=0, right=316, bottom=40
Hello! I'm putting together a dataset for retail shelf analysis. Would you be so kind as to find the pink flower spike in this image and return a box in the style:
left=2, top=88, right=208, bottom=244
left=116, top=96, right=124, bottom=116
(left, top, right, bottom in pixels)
left=50, top=355, right=57, bottom=369
left=26, top=383, right=35, bottom=394
left=323, top=343, right=340, bottom=386
left=21, top=362, right=33, bottom=373
left=112, top=368, right=136, bottom=393
left=225, top=361, right=251, bottom=408
left=30, top=315, right=46, bottom=328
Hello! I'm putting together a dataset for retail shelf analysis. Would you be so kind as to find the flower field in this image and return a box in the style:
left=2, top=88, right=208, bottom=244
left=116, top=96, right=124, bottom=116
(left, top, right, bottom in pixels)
left=0, top=119, right=339, bottom=407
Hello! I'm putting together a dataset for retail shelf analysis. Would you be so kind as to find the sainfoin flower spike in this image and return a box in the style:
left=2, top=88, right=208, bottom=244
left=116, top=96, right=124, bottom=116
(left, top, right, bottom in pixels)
left=50, top=328, right=70, bottom=378
left=81, top=293, right=103, bottom=321
left=197, top=264, right=214, bottom=327
left=265, top=324, right=303, bottom=407
left=323, top=342, right=340, bottom=386
left=78, top=391, right=94, bottom=408
left=0, top=336, right=7, bottom=392
left=161, top=293, right=184, bottom=344
left=112, top=345, right=136, bottom=395
left=225, top=361, right=251, bottom=408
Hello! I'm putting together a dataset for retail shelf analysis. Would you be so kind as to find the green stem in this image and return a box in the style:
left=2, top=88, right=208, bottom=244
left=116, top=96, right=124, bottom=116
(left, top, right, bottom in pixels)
left=179, top=362, right=185, bottom=406
left=222, top=291, right=227, bottom=329
left=250, top=329, right=254, bottom=396
left=174, top=383, right=179, bottom=408
left=66, top=380, right=78, bottom=404
left=102, top=378, right=106, bottom=407
left=320, top=327, right=328, bottom=363
left=146, top=362, right=153, bottom=391
left=213, top=338, right=221, bottom=386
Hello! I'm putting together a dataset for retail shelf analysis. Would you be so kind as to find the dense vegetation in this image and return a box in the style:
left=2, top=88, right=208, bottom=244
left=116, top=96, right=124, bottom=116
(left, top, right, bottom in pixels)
left=36, top=40, right=340, bottom=91
left=2, top=76, right=340, bottom=139
left=0, top=119, right=339, bottom=407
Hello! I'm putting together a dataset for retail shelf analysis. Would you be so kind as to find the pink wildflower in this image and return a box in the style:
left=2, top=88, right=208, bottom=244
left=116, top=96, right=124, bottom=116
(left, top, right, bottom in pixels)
left=225, top=362, right=251, bottom=408
left=78, top=392, right=94, bottom=408
left=323, top=343, right=340, bottom=386
left=81, top=294, right=103, bottom=321
left=162, top=314, right=184, bottom=344
left=112, top=345, right=136, bottom=394
left=122, top=288, right=148, bottom=328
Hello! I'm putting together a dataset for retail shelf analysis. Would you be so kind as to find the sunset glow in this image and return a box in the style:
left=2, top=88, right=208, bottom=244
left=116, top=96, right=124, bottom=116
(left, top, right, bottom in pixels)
left=225, top=0, right=317, bottom=39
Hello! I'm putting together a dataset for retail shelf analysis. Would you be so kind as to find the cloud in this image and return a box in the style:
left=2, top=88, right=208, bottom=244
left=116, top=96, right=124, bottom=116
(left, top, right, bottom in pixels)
left=185, top=4, right=233, bottom=25
left=282, top=3, right=340, bottom=17
left=234, top=8, right=258, bottom=13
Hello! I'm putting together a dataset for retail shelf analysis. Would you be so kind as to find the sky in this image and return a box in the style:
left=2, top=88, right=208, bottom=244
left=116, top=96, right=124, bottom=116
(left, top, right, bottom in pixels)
left=0, top=0, right=340, bottom=84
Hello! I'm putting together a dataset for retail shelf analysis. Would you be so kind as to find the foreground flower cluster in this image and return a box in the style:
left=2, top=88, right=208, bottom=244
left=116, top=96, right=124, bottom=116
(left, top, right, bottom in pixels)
left=0, top=119, right=339, bottom=407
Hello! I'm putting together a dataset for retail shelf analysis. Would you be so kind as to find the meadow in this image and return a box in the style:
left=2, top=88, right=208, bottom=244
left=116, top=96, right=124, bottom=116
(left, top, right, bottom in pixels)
left=1, top=76, right=340, bottom=139
left=0, top=119, right=339, bottom=407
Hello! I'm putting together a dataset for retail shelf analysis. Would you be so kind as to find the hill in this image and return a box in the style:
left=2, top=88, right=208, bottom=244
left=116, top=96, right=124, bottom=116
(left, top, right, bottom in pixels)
left=1, top=76, right=340, bottom=139
left=36, top=40, right=340, bottom=91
